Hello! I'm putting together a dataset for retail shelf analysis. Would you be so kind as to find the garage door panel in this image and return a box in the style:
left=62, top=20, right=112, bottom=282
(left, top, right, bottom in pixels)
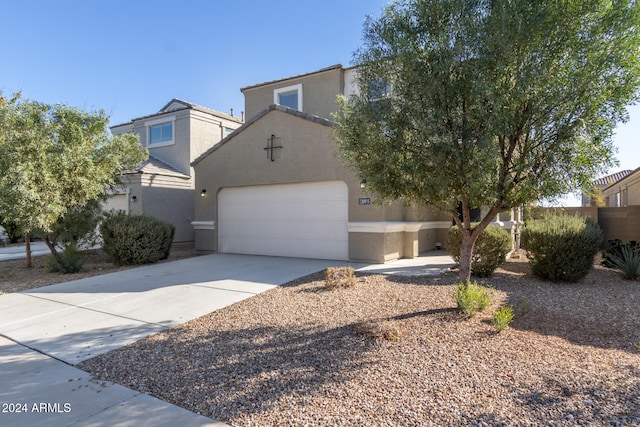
left=103, top=194, right=128, bottom=213
left=218, top=181, right=348, bottom=260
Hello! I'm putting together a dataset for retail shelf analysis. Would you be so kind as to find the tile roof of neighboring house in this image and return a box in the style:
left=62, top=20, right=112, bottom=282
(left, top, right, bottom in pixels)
left=111, top=98, right=243, bottom=128
left=240, top=64, right=344, bottom=92
left=603, top=166, right=640, bottom=190
left=124, top=154, right=190, bottom=179
left=593, top=170, right=633, bottom=188
left=191, top=104, right=334, bottom=167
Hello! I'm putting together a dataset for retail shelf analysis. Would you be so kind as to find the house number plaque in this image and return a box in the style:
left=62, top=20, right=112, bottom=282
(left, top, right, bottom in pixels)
left=359, top=198, right=371, bottom=205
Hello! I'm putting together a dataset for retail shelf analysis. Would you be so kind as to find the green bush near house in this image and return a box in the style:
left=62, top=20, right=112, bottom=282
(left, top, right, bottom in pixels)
left=446, top=224, right=512, bottom=277
left=100, top=212, right=174, bottom=266
left=521, top=214, right=602, bottom=282
left=45, top=243, right=84, bottom=273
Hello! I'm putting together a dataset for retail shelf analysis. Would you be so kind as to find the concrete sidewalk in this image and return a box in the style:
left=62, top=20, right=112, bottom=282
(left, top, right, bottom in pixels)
left=0, top=252, right=454, bottom=426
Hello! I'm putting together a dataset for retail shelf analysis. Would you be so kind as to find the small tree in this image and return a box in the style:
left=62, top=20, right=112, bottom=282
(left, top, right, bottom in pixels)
left=0, top=94, right=147, bottom=271
left=334, top=0, right=640, bottom=281
left=45, top=198, right=104, bottom=248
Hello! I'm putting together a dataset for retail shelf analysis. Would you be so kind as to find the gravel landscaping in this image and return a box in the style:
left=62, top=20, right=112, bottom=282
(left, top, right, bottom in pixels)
left=77, top=253, right=640, bottom=426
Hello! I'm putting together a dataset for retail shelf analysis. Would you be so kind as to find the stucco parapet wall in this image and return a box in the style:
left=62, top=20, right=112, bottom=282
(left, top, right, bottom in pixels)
left=348, top=221, right=451, bottom=233
left=240, top=64, right=344, bottom=92
left=191, top=104, right=334, bottom=167
left=191, top=221, right=215, bottom=230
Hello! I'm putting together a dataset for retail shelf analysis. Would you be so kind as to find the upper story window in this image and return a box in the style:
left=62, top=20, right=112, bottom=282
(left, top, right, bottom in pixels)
left=145, top=116, right=175, bottom=147
left=368, top=78, right=392, bottom=101
left=223, top=127, right=235, bottom=138
left=274, top=84, right=302, bottom=111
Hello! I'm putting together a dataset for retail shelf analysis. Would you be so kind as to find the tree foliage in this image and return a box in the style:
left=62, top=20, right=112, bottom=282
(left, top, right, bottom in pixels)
left=334, top=0, right=640, bottom=280
left=0, top=93, right=147, bottom=270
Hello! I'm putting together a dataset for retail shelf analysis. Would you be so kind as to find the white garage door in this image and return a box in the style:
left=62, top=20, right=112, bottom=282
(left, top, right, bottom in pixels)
left=103, top=194, right=128, bottom=213
left=218, top=181, right=349, bottom=260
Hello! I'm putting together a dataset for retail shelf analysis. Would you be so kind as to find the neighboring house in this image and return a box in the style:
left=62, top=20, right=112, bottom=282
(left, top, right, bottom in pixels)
left=582, top=170, right=632, bottom=206
left=603, top=167, right=640, bottom=207
left=108, top=99, right=243, bottom=242
left=191, top=64, right=457, bottom=263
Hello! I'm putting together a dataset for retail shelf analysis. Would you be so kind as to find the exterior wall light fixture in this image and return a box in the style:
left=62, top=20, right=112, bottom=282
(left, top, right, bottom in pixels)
left=130, top=195, right=137, bottom=202
left=360, top=179, right=367, bottom=189
left=200, top=189, right=207, bottom=198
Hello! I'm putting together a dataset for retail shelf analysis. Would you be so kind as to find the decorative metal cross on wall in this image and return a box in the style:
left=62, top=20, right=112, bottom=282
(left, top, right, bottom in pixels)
left=264, top=134, right=283, bottom=161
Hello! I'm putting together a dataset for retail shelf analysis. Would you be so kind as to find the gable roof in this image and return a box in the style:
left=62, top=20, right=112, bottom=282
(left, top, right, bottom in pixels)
left=594, top=170, right=633, bottom=188
left=240, top=64, right=344, bottom=92
left=191, top=104, right=334, bottom=167
left=111, top=98, right=243, bottom=128
left=124, top=154, right=190, bottom=179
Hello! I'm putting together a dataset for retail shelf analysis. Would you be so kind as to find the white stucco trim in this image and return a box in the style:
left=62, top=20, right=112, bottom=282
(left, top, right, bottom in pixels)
left=191, top=221, right=215, bottom=230
left=144, top=115, right=176, bottom=127
left=491, top=220, right=523, bottom=231
left=145, top=115, right=176, bottom=148
left=348, top=221, right=451, bottom=233
left=420, top=221, right=452, bottom=230
left=273, top=83, right=303, bottom=111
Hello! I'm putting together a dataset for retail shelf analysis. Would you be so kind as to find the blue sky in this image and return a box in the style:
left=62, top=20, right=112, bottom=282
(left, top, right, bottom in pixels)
left=1, top=0, right=638, bottom=206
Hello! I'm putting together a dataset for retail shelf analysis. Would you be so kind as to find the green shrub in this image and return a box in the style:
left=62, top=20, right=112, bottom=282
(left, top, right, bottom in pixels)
left=521, top=214, right=602, bottom=282
left=100, top=212, right=175, bottom=266
left=456, top=281, right=491, bottom=316
left=608, top=245, right=640, bottom=280
left=324, top=266, right=357, bottom=289
left=602, top=239, right=639, bottom=268
left=46, top=243, right=84, bottom=273
left=446, top=224, right=512, bottom=277
left=492, top=305, right=515, bottom=332
left=0, top=217, right=22, bottom=244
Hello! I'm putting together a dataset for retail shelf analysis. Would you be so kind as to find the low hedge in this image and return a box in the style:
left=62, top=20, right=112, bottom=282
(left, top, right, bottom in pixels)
left=100, top=212, right=174, bottom=265
left=521, top=214, right=602, bottom=282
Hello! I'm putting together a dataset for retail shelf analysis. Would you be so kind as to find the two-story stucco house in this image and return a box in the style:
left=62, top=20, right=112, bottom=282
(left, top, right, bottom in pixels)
left=108, top=99, right=243, bottom=242
left=190, top=65, right=452, bottom=263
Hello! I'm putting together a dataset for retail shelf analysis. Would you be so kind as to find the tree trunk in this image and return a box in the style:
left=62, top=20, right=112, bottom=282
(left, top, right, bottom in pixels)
left=453, top=203, right=502, bottom=283
left=458, top=233, right=476, bottom=283
left=43, top=236, right=68, bottom=274
left=25, top=232, right=32, bottom=268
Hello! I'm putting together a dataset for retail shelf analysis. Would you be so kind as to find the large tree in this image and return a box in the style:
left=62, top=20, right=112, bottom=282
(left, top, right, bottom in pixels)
left=0, top=94, right=147, bottom=270
left=334, top=0, right=640, bottom=281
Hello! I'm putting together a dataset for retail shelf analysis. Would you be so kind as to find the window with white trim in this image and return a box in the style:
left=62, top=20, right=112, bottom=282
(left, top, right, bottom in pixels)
left=145, top=116, right=176, bottom=147
left=274, top=84, right=302, bottom=111
left=368, top=78, right=392, bottom=101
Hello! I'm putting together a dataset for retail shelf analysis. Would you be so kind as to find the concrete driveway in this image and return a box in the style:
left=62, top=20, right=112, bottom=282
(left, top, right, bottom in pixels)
left=0, top=252, right=453, bottom=426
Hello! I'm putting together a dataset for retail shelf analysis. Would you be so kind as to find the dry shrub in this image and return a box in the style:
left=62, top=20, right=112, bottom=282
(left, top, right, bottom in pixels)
left=353, top=319, right=403, bottom=341
left=324, top=266, right=356, bottom=289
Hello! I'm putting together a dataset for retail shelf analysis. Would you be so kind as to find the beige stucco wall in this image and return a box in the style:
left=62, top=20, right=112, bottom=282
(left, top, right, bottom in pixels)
left=193, top=109, right=362, bottom=251
left=116, top=174, right=193, bottom=242
left=192, top=108, right=449, bottom=262
left=242, top=67, right=344, bottom=121
left=109, top=105, right=242, bottom=243
left=112, top=108, right=242, bottom=178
